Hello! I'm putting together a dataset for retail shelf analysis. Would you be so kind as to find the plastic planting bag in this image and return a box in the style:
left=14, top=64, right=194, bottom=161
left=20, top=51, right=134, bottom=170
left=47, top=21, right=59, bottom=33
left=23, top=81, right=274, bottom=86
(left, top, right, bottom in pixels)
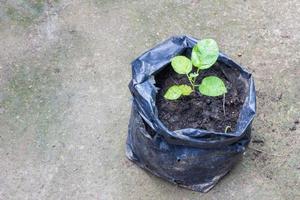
left=126, top=36, right=256, bottom=192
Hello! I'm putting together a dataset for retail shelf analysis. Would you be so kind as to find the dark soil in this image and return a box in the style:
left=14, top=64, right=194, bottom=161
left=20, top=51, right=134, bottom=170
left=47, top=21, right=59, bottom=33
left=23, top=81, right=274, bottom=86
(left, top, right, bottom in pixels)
left=154, top=61, right=247, bottom=132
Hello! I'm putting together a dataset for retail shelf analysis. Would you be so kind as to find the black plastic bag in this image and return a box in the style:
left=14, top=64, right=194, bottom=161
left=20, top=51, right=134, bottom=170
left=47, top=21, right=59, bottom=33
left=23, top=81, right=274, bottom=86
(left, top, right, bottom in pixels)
left=126, top=35, right=256, bottom=192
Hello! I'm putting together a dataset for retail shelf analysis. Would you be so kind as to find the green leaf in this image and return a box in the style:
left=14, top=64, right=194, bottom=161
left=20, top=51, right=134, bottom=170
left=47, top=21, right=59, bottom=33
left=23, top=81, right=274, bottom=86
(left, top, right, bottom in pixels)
left=189, top=72, right=199, bottom=78
left=164, top=84, right=193, bottom=100
left=171, top=56, right=192, bottom=74
left=191, top=39, right=219, bottom=69
left=179, top=85, right=193, bottom=95
left=164, top=85, right=182, bottom=100
left=198, top=76, right=227, bottom=97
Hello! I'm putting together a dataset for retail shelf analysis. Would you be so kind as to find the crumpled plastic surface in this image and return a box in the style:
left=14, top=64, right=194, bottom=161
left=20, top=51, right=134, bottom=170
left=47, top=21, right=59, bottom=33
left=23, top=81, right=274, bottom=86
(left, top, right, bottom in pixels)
left=126, top=35, right=256, bottom=192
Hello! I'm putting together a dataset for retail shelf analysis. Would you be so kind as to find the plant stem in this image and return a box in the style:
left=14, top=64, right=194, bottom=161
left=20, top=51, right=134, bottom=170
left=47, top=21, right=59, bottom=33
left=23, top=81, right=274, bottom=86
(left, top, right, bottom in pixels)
left=193, top=68, right=201, bottom=83
left=223, top=93, right=226, bottom=116
left=187, top=74, right=195, bottom=90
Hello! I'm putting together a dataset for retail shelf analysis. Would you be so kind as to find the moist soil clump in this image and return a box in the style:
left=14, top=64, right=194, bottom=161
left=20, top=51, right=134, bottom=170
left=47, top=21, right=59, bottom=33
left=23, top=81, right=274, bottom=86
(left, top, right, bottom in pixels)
left=155, top=62, right=247, bottom=132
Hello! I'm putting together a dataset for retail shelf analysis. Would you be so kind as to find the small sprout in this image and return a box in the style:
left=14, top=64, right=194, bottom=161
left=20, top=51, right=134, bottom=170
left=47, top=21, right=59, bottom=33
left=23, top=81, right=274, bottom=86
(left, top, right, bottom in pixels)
left=225, top=126, right=232, bottom=133
left=189, top=72, right=199, bottom=78
left=171, top=56, right=192, bottom=74
left=198, top=76, right=227, bottom=97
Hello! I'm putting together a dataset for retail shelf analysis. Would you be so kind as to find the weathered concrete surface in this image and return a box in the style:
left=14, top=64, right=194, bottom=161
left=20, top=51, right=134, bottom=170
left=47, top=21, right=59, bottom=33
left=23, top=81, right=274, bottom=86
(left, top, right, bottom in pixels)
left=0, top=0, right=299, bottom=199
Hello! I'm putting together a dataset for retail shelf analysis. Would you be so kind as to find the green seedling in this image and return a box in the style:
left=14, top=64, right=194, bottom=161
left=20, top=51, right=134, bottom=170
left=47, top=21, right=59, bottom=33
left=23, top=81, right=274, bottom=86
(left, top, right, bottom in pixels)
left=224, top=126, right=232, bottom=133
left=164, top=39, right=227, bottom=100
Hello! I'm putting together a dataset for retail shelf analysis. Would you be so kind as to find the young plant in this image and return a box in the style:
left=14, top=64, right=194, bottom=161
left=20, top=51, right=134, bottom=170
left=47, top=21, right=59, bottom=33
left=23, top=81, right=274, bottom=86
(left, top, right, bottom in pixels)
left=164, top=39, right=227, bottom=100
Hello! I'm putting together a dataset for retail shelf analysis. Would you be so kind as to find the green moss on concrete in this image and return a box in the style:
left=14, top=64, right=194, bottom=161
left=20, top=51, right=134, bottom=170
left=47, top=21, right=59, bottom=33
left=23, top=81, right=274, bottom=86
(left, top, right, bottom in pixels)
left=3, top=0, right=60, bottom=27
left=5, top=6, right=34, bottom=26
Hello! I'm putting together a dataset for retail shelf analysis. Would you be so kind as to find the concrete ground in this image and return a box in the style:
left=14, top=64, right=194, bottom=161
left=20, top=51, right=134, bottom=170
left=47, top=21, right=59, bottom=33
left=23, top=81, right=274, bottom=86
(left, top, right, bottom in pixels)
left=0, top=0, right=299, bottom=199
